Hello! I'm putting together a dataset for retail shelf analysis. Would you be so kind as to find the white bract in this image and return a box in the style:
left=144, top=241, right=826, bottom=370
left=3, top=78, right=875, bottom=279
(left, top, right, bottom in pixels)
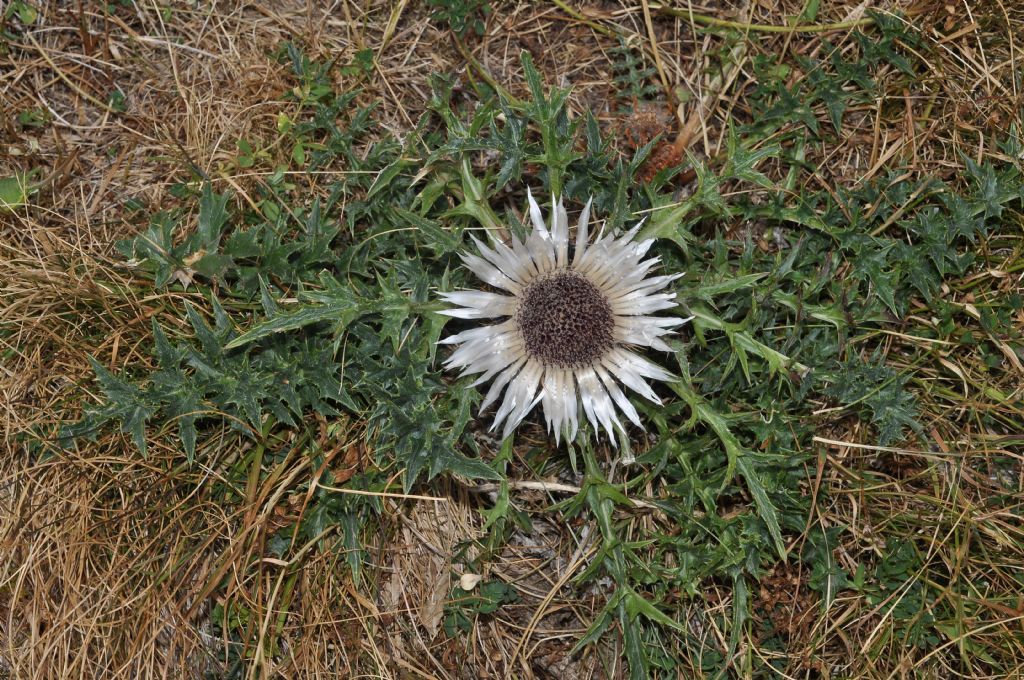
left=439, top=189, right=690, bottom=444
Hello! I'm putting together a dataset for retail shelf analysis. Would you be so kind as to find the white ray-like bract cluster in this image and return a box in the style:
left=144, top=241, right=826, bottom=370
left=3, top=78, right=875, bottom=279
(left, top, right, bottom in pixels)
left=439, top=189, right=690, bottom=444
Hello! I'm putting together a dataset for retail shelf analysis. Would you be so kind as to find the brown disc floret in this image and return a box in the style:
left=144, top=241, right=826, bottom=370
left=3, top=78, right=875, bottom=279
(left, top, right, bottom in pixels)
left=516, top=270, right=614, bottom=368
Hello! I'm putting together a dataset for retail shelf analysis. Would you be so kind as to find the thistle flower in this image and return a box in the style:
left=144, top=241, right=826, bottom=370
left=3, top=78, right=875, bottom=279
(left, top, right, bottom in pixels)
left=439, top=190, right=689, bottom=444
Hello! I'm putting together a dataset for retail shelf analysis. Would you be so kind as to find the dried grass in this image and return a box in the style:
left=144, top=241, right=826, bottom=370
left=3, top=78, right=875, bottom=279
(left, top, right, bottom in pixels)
left=2, top=0, right=1022, bottom=677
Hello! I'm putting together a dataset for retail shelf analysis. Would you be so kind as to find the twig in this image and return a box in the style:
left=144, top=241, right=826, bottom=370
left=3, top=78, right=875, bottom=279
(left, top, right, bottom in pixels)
left=315, top=482, right=446, bottom=502
left=472, top=479, right=660, bottom=509
left=453, top=36, right=523, bottom=107
left=640, top=0, right=674, bottom=107
left=653, top=5, right=876, bottom=34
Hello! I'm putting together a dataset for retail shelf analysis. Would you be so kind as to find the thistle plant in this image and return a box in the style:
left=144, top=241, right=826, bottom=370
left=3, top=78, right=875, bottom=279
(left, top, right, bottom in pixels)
left=440, top=190, right=688, bottom=444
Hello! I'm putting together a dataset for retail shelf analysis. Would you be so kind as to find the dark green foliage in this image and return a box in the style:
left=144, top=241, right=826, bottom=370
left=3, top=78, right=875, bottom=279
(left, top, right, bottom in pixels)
left=611, top=38, right=660, bottom=108
left=805, top=525, right=848, bottom=609
left=444, top=579, right=519, bottom=636
left=427, top=0, right=491, bottom=37
left=854, top=10, right=922, bottom=76
left=748, top=14, right=917, bottom=138
left=344, top=321, right=500, bottom=489
left=71, top=356, right=156, bottom=456
left=865, top=540, right=940, bottom=648
left=797, top=41, right=874, bottom=133
left=118, top=185, right=229, bottom=287
left=3, top=1, right=38, bottom=30
left=62, top=297, right=349, bottom=463
left=825, top=355, right=922, bottom=446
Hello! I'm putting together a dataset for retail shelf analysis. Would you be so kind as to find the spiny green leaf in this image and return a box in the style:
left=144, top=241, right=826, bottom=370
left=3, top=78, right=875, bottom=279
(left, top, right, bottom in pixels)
left=394, top=207, right=462, bottom=254
left=825, top=355, right=921, bottom=446
left=726, top=576, right=749, bottom=667
left=689, top=305, right=808, bottom=375
left=622, top=588, right=686, bottom=632
left=694, top=273, right=768, bottom=300
left=367, top=158, right=409, bottom=199
left=224, top=297, right=361, bottom=349
left=86, top=356, right=154, bottom=456
left=258, top=276, right=279, bottom=316
left=192, top=252, right=234, bottom=280
left=771, top=291, right=845, bottom=328
left=184, top=302, right=223, bottom=359
left=735, top=456, right=786, bottom=559
left=375, top=272, right=412, bottom=351
left=671, top=379, right=787, bottom=559
left=196, top=183, right=230, bottom=248
left=723, top=127, right=779, bottom=189
left=520, top=50, right=548, bottom=114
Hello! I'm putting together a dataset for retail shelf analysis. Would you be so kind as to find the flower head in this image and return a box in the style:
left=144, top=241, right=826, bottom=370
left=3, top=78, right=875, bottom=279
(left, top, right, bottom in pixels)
left=439, top=189, right=688, bottom=444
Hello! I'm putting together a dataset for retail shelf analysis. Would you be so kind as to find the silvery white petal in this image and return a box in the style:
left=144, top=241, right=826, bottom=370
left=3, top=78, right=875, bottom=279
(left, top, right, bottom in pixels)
left=460, top=252, right=520, bottom=293
left=469, top=234, right=527, bottom=287
left=489, top=236, right=535, bottom=283
left=492, top=359, right=543, bottom=438
left=526, top=229, right=556, bottom=274
left=467, top=344, right=528, bottom=385
left=527, top=187, right=549, bottom=237
left=552, top=194, right=569, bottom=268
left=595, top=364, right=642, bottom=428
left=617, top=315, right=689, bottom=332
left=612, top=292, right=677, bottom=315
left=606, top=273, right=682, bottom=301
left=572, top=197, right=592, bottom=268
left=480, top=355, right=527, bottom=412
left=541, top=368, right=563, bottom=444
left=508, top=233, right=540, bottom=279
left=577, top=366, right=623, bottom=443
left=600, top=348, right=674, bottom=404
left=563, top=370, right=579, bottom=442
left=440, top=320, right=516, bottom=346
left=541, top=367, right=578, bottom=445
left=615, top=316, right=687, bottom=351
left=439, top=291, right=517, bottom=319
left=600, top=257, right=662, bottom=291
left=618, top=347, right=674, bottom=381
left=444, top=329, right=521, bottom=373
left=628, top=236, right=654, bottom=260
